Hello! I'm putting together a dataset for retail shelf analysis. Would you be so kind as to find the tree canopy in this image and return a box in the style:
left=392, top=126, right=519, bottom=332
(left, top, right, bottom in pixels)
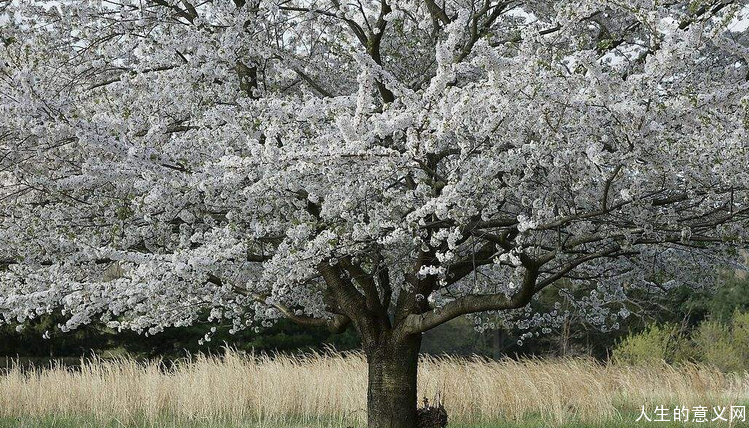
left=1, top=0, right=748, bottom=364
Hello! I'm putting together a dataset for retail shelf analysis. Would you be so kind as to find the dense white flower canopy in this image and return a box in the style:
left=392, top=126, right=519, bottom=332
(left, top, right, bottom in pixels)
left=0, top=0, right=748, bottom=340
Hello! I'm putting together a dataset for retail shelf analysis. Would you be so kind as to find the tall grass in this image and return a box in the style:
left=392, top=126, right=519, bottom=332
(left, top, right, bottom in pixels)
left=0, top=350, right=747, bottom=427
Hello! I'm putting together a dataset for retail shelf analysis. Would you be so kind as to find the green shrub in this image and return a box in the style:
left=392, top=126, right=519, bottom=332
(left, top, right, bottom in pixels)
left=731, top=311, right=749, bottom=353
left=691, top=311, right=749, bottom=372
left=616, top=312, right=749, bottom=372
left=612, top=323, right=683, bottom=365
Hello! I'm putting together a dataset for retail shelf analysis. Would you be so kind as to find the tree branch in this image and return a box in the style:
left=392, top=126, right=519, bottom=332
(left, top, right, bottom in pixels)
left=232, top=283, right=351, bottom=334
left=400, top=263, right=539, bottom=334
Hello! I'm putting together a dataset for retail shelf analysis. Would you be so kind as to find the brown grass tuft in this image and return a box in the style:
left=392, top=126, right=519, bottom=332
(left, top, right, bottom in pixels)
left=0, top=350, right=746, bottom=426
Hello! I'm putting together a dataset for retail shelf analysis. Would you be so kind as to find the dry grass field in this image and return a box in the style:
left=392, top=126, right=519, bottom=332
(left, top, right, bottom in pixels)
left=1, top=350, right=747, bottom=427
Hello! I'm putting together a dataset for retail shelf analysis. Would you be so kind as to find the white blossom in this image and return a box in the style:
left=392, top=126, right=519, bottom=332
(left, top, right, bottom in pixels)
left=0, top=0, right=746, bottom=341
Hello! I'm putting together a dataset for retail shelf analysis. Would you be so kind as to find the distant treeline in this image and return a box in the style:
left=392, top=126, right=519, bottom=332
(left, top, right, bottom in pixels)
left=2, top=275, right=748, bottom=361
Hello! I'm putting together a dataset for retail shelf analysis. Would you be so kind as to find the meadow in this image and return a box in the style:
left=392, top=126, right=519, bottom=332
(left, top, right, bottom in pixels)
left=0, top=350, right=747, bottom=427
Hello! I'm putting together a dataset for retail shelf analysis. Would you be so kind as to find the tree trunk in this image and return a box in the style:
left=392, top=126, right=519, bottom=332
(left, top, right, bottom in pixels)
left=492, top=328, right=506, bottom=360
left=366, top=334, right=421, bottom=428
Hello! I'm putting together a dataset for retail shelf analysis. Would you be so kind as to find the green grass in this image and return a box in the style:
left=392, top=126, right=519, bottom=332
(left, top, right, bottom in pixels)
left=0, top=415, right=747, bottom=428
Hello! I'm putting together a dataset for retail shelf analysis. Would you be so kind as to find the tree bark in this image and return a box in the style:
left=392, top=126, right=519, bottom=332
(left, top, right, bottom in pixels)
left=365, top=334, right=422, bottom=428
left=492, top=328, right=506, bottom=360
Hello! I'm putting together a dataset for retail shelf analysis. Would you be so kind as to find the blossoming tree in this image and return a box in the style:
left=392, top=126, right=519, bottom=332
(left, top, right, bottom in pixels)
left=1, top=0, right=748, bottom=426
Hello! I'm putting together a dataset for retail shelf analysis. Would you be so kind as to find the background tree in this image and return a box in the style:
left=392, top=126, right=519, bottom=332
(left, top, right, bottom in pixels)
left=1, top=1, right=748, bottom=427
